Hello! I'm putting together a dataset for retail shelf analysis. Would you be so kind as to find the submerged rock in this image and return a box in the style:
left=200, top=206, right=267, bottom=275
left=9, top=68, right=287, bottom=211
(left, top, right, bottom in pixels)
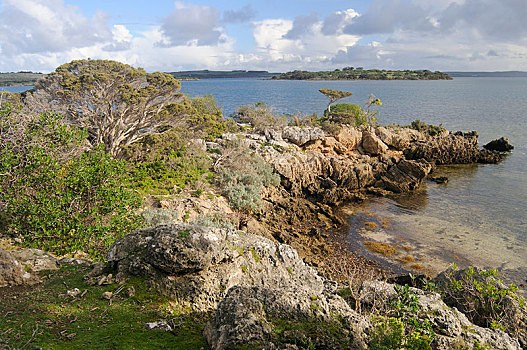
left=483, top=137, right=514, bottom=152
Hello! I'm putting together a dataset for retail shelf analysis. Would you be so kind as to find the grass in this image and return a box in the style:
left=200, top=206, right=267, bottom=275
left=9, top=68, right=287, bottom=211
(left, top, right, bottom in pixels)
left=364, top=222, right=379, bottom=230
left=0, top=265, right=210, bottom=349
left=395, top=256, right=416, bottom=264
left=363, top=241, right=398, bottom=256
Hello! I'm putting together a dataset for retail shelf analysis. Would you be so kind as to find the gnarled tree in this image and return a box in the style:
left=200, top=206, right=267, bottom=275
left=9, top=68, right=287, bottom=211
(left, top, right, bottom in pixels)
left=318, top=88, right=353, bottom=113
left=28, top=59, right=184, bottom=157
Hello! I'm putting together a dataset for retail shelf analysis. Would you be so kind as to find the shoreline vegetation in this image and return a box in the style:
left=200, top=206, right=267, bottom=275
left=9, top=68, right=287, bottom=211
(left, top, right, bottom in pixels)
left=0, top=59, right=524, bottom=350
left=273, top=67, right=453, bottom=80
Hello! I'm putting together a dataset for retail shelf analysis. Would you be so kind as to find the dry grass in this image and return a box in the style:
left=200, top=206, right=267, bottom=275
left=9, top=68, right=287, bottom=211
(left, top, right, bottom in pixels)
left=364, top=222, right=379, bottom=229
left=411, top=263, right=424, bottom=271
left=402, top=246, right=412, bottom=252
left=395, top=255, right=416, bottom=264
left=363, top=241, right=397, bottom=256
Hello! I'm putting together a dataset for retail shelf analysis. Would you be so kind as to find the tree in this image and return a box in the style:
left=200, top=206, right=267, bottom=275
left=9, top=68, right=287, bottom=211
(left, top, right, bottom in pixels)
left=28, top=59, right=184, bottom=157
left=318, top=88, right=353, bottom=113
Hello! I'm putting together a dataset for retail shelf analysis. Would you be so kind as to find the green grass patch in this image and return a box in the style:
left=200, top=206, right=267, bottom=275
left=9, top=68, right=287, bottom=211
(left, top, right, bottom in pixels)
left=0, top=265, right=210, bottom=349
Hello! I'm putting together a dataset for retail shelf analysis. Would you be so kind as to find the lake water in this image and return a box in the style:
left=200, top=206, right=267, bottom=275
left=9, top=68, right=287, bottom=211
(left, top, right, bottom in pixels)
left=181, top=78, right=527, bottom=288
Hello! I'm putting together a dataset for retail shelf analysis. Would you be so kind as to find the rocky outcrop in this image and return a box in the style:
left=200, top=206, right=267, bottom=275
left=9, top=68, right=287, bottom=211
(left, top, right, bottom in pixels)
left=403, top=130, right=502, bottom=164
left=107, top=224, right=328, bottom=311
left=362, top=129, right=389, bottom=155
left=204, top=286, right=370, bottom=350
left=10, top=249, right=59, bottom=272
left=0, top=249, right=40, bottom=287
left=282, top=126, right=325, bottom=146
left=483, top=137, right=514, bottom=152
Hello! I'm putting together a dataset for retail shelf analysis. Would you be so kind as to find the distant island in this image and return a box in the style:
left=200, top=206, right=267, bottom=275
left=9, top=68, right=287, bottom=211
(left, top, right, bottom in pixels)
left=273, top=67, right=452, bottom=80
left=447, top=71, right=527, bottom=77
left=0, top=71, right=43, bottom=86
left=168, top=69, right=279, bottom=79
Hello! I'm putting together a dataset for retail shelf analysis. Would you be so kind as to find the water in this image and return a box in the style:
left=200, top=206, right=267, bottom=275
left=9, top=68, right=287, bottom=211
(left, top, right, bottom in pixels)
left=0, top=86, right=33, bottom=93
left=182, top=77, right=527, bottom=286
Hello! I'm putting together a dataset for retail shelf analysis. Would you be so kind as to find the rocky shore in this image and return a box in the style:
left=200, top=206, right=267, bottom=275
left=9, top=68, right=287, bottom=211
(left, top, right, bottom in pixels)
left=1, top=123, right=522, bottom=349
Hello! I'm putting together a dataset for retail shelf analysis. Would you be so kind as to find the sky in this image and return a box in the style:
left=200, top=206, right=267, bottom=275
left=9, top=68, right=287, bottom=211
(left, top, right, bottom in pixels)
left=0, top=0, right=526, bottom=73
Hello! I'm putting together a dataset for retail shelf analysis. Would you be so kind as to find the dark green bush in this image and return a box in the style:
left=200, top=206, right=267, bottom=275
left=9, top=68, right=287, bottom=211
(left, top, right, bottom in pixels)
left=0, top=111, right=142, bottom=259
left=410, top=120, right=446, bottom=136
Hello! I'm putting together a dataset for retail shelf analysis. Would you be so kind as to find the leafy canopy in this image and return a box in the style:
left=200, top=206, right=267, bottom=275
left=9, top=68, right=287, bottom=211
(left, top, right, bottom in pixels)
left=30, top=59, right=184, bottom=157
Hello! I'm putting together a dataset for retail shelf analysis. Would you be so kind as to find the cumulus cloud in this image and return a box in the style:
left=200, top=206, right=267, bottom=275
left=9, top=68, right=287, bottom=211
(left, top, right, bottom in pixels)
left=283, top=13, right=319, bottom=39
left=158, top=1, right=225, bottom=46
left=102, top=25, right=133, bottom=52
left=0, top=0, right=112, bottom=55
left=223, top=4, right=256, bottom=23
left=322, top=9, right=359, bottom=36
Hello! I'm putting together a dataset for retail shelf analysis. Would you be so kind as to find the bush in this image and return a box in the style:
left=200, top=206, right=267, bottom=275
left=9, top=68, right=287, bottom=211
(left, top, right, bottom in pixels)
left=215, top=141, right=280, bottom=211
left=437, top=266, right=525, bottom=332
left=409, top=120, right=446, bottom=136
left=324, top=103, right=365, bottom=127
left=233, top=102, right=287, bottom=130
left=0, top=110, right=142, bottom=259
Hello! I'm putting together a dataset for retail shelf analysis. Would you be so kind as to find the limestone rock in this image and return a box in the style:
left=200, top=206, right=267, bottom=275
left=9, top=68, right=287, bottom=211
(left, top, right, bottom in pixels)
left=10, top=249, right=59, bottom=272
left=0, top=249, right=40, bottom=287
left=282, top=126, right=324, bottom=146
left=335, top=125, right=362, bottom=150
left=483, top=137, right=514, bottom=152
left=362, top=130, right=388, bottom=155
left=107, top=224, right=327, bottom=311
left=204, top=286, right=370, bottom=350
left=375, top=126, right=410, bottom=150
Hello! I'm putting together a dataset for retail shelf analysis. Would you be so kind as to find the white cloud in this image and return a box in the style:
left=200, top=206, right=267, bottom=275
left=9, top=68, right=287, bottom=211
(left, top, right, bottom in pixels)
left=0, top=0, right=112, bottom=55
left=158, top=1, right=225, bottom=46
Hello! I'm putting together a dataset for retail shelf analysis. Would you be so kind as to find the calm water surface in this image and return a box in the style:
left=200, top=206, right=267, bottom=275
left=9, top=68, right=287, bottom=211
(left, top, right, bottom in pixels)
left=182, top=78, right=527, bottom=286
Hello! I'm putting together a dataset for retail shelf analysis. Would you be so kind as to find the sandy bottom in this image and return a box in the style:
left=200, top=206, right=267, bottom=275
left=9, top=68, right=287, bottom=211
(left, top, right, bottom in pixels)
left=342, top=196, right=527, bottom=295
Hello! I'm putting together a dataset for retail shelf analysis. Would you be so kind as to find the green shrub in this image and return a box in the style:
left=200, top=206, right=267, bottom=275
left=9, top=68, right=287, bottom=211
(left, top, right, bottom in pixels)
left=324, top=103, right=365, bottom=127
left=0, top=111, right=142, bottom=259
left=189, top=213, right=238, bottom=230
left=438, top=266, right=525, bottom=333
left=143, top=208, right=179, bottom=226
left=215, top=141, right=280, bottom=211
left=409, top=120, right=446, bottom=136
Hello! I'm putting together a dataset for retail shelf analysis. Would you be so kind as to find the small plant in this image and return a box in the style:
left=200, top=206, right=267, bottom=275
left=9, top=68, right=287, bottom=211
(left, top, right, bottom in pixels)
left=409, top=120, right=446, bottom=136
left=143, top=208, right=179, bottom=226
left=232, top=102, right=287, bottom=130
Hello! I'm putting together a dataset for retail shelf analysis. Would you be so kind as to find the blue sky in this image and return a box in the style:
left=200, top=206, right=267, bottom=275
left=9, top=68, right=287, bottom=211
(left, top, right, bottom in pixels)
left=0, top=0, right=526, bottom=72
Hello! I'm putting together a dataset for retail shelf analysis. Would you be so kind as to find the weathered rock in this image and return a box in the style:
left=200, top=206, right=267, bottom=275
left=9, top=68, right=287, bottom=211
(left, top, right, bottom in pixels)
left=204, top=286, right=370, bottom=350
left=360, top=281, right=522, bottom=350
left=483, top=137, right=514, bottom=152
left=380, top=159, right=433, bottom=193
left=0, top=249, right=40, bottom=287
left=362, top=130, right=388, bottom=155
left=282, top=126, right=325, bottom=146
left=375, top=126, right=410, bottom=150
left=335, top=125, right=362, bottom=150
left=107, top=224, right=327, bottom=311
left=144, top=321, right=172, bottom=332
left=404, top=131, right=502, bottom=164
left=10, top=249, right=59, bottom=272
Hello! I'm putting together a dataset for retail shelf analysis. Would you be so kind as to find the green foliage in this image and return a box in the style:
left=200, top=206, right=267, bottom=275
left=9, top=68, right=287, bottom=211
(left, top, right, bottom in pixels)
left=277, top=68, right=452, bottom=81
left=0, top=111, right=142, bottom=259
left=31, top=59, right=183, bottom=157
left=123, top=129, right=212, bottom=195
left=440, top=266, right=525, bottom=332
left=320, top=93, right=381, bottom=129
left=189, top=213, right=238, bottom=230
left=410, top=120, right=446, bottom=136
left=369, top=284, right=434, bottom=349
left=142, top=208, right=179, bottom=226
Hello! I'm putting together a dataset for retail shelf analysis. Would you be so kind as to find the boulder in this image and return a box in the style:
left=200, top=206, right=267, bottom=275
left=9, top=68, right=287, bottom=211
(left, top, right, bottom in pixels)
left=362, top=130, right=388, bottom=155
left=282, top=126, right=324, bottom=146
left=107, top=224, right=327, bottom=311
left=10, top=249, right=59, bottom=272
left=0, top=249, right=40, bottom=287
left=204, top=286, right=370, bottom=350
left=375, top=126, right=410, bottom=150
left=380, top=159, right=433, bottom=193
left=335, top=125, right=362, bottom=150
left=483, top=137, right=514, bottom=152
